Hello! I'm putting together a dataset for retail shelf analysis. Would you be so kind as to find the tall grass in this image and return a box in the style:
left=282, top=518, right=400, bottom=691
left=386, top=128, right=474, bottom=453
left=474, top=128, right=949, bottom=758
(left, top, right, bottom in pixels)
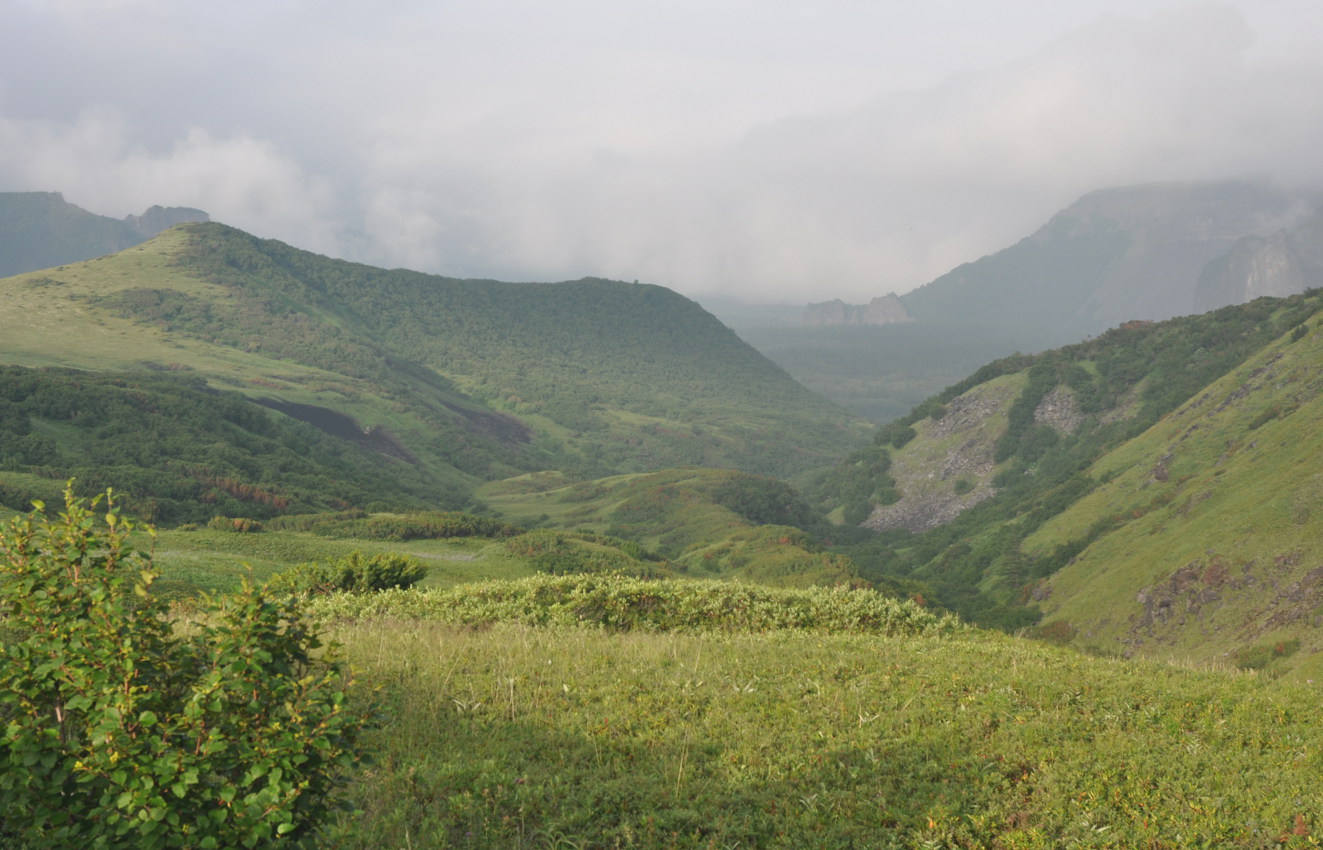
left=323, top=616, right=1323, bottom=848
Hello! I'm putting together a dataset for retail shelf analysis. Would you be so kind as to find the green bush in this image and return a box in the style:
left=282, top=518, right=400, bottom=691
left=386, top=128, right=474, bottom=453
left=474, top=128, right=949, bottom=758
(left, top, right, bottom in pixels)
left=266, top=551, right=429, bottom=596
left=206, top=515, right=264, bottom=533
left=0, top=487, right=373, bottom=849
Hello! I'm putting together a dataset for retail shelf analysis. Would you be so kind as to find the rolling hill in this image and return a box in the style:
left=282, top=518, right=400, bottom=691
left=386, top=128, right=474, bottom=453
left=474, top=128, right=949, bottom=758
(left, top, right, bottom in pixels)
left=0, top=221, right=867, bottom=521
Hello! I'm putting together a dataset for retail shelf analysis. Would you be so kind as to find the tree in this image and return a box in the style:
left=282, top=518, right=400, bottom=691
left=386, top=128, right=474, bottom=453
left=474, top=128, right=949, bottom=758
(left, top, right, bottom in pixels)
left=0, top=486, right=374, bottom=849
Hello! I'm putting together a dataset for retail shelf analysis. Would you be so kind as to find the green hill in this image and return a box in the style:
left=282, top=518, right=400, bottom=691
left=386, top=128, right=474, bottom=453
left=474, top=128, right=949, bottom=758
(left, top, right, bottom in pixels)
left=1025, top=309, right=1323, bottom=676
left=814, top=290, right=1323, bottom=649
left=0, top=222, right=866, bottom=520
left=478, top=467, right=866, bottom=588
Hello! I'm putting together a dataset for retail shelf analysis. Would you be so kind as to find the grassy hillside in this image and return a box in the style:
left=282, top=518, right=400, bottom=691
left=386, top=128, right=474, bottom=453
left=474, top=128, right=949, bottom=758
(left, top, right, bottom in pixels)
left=1025, top=309, right=1323, bottom=675
left=314, top=588, right=1323, bottom=849
left=478, top=468, right=868, bottom=588
left=0, top=223, right=868, bottom=520
left=161, top=223, right=865, bottom=478
left=815, top=290, right=1323, bottom=633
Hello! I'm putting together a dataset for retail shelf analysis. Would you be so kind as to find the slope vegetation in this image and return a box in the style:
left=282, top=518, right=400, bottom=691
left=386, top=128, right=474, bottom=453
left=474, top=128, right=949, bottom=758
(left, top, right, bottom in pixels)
left=478, top=468, right=864, bottom=587
left=1026, top=310, right=1323, bottom=675
left=815, top=290, right=1323, bottom=644
left=0, top=223, right=866, bottom=519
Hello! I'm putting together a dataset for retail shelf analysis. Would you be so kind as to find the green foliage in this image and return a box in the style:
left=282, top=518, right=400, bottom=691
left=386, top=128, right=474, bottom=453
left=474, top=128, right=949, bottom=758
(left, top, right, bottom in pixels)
left=708, top=474, right=816, bottom=528
left=1233, top=639, right=1301, bottom=671
left=309, top=572, right=962, bottom=636
left=822, top=290, right=1323, bottom=628
left=0, top=487, right=373, bottom=849
left=0, top=366, right=459, bottom=523
left=887, top=424, right=917, bottom=449
left=266, top=510, right=520, bottom=541
left=266, top=551, right=429, bottom=596
left=333, top=620, right=1323, bottom=848
left=502, top=530, right=668, bottom=578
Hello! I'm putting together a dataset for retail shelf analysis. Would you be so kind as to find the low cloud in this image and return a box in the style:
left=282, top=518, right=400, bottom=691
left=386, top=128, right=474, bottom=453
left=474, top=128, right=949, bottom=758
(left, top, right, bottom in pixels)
left=0, top=107, right=342, bottom=255
left=3, top=2, right=1322, bottom=302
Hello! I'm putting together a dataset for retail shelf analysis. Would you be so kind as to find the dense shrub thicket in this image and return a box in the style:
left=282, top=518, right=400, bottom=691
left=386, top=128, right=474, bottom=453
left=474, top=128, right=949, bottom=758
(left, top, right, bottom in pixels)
left=0, top=366, right=457, bottom=523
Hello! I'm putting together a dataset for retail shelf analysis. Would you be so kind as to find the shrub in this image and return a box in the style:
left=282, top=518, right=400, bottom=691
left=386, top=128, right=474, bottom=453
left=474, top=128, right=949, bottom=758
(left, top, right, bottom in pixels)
left=0, top=486, right=373, bottom=849
left=307, top=573, right=965, bottom=637
left=266, top=551, right=429, bottom=596
left=206, top=515, right=264, bottom=533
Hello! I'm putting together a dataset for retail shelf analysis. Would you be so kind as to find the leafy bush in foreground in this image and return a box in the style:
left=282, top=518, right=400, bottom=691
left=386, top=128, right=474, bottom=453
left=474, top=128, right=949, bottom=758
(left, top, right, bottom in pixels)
left=0, top=487, right=373, bottom=849
left=308, top=572, right=962, bottom=637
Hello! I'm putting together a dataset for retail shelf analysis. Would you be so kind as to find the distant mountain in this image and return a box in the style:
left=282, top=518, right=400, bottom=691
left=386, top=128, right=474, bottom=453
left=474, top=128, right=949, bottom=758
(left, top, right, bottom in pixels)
left=899, top=180, right=1322, bottom=338
left=727, top=181, right=1323, bottom=424
left=0, top=222, right=866, bottom=521
left=802, top=294, right=912, bottom=326
left=0, top=191, right=208, bottom=277
left=1194, top=206, right=1323, bottom=312
left=123, top=204, right=211, bottom=238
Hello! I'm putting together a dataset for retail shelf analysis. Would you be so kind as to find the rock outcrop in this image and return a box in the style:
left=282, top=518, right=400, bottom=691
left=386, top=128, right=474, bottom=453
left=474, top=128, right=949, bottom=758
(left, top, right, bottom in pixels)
left=1193, top=207, right=1323, bottom=313
left=803, top=294, right=913, bottom=326
left=124, top=205, right=210, bottom=238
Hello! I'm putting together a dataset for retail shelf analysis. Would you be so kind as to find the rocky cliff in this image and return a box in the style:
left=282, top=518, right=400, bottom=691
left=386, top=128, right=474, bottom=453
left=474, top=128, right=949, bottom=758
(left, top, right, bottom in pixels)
left=1193, top=206, right=1323, bottom=312
left=124, top=205, right=211, bottom=238
left=803, top=294, right=913, bottom=326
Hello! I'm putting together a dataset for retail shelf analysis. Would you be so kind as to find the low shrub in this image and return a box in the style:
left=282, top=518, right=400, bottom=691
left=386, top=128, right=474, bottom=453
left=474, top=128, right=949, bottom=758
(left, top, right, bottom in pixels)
left=308, top=573, right=964, bottom=637
left=266, top=551, right=429, bottom=596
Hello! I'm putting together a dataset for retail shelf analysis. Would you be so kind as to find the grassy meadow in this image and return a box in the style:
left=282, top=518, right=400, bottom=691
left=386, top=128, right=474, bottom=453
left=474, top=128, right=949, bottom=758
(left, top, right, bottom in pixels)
left=318, top=608, right=1323, bottom=848
left=2, top=479, right=1321, bottom=849
left=35, top=518, right=1320, bottom=848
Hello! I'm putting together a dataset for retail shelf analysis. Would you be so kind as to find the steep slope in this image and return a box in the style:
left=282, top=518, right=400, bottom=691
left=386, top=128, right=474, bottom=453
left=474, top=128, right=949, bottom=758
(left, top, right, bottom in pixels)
left=0, top=222, right=866, bottom=519
left=1024, top=313, right=1323, bottom=675
left=815, top=290, right=1323, bottom=630
left=0, top=191, right=207, bottom=277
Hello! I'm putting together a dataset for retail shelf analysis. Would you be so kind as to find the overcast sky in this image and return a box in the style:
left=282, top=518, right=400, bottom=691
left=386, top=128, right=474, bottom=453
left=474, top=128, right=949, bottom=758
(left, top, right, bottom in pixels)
left=3, top=0, right=1322, bottom=303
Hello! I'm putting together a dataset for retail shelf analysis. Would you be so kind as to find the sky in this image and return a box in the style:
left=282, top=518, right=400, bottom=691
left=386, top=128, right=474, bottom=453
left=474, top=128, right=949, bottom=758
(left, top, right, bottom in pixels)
left=2, top=0, right=1322, bottom=304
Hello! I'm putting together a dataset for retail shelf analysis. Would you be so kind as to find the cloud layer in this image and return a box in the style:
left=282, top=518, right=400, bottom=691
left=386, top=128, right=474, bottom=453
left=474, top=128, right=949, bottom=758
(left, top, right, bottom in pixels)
left=3, top=0, right=1322, bottom=301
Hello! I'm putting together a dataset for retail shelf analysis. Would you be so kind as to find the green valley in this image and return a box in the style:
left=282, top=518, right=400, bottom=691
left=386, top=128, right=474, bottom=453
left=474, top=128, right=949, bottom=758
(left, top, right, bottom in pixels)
left=5, top=207, right=1323, bottom=848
